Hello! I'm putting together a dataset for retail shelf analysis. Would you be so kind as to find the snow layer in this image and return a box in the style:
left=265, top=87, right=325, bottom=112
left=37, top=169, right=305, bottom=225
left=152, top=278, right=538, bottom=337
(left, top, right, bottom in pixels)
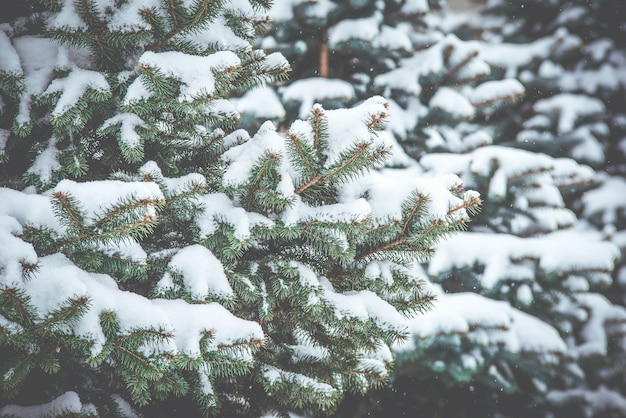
left=281, top=78, right=355, bottom=119
left=428, top=231, right=618, bottom=290
left=157, top=245, right=234, bottom=302
left=395, top=285, right=567, bottom=355
left=0, top=391, right=96, bottom=418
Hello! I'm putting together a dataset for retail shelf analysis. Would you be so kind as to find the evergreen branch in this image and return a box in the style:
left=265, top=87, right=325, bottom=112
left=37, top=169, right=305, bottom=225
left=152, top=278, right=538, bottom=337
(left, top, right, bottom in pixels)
left=401, top=293, right=437, bottom=314
left=443, top=48, right=479, bottom=85
left=38, top=296, right=90, bottom=333
left=401, top=193, right=428, bottom=237
left=114, top=342, right=160, bottom=371
left=506, top=167, right=551, bottom=184
left=118, top=329, right=174, bottom=343
left=19, top=261, right=39, bottom=280
left=294, top=174, right=323, bottom=195
left=442, top=73, right=487, bottom=88
left=138, top=64, right=178, bottom=98
left=366, top=111, right=387, bottom=132
left=356, top=237, right=407, bottom=262
left=287, top=132, right=316, bottom=175
left=189, top=0, right=214, bottom=28
left=447, top=195, right=482, bottom=217
left=77, top=0, right=117, bottom=67
left=58, top=214, right=158, bottom=248
left=147, top=0, right=218, bottom=51
left=348, top=368, right=390, bottom=380
left=357, top=216, right=444, bottom=262
left=169, top=0, right=182, bottom=30
left=93, top=198, right=163, bottom=230
left=1, top=352, right=33, bottom=392
left=0, top=288, right=35, bottom=328
left=295, top=142, right=369, bottom=194
left=245, top=152, right=279, bottom=211
left=312, top=106, right=325, bottom=150
left=301, top=229, right=339, bottom=251
left=363, top=219, right=402, bottom=235
left=471, top=92, right=525, bottom=107
left=52, top=191, right=87, bottom=235
left=217, top=338, right=265, bottom=351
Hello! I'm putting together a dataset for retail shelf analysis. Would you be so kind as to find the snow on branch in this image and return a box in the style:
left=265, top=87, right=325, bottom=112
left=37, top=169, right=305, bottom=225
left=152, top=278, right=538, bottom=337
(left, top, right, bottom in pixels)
left=395, top=284, right=567, bottom=356
left=428, top=231, right=619, bottom=291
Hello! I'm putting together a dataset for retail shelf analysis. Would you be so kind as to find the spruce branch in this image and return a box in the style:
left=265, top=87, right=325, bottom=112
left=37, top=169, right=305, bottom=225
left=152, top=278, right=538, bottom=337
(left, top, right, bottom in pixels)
left=52, top=191, right=88, bottom=236
left=0, top=287, right=35, bottom=329
left=37, top=296, right=90, bottom=335
left=295, top=142, right=372, bottom=195
left=401, top=192, right=429, bottom=236
left=245, top=151, right=280, bottom=211
left=311, top=106, right=326, bottom=151
left=57, top=213, right=159, bottom=250
left=287, top=131, right=317, bottom=177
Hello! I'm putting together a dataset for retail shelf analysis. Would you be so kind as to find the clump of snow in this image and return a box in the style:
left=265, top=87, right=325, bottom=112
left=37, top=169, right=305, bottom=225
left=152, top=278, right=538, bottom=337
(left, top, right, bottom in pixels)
left=43, top=68, right=110, bottom=118
left=101, top=113, right=147, bottom=149
left=574, top=293, right=626, bottom=357
left=477, top=28, right=581, bottom=78
left=111, top=395, right=141, bottom=418
left=233, top=86, right=286, bottom=120
left=428, top=231, right=619, bottom=290
left=582, top=175, right=626, bottom=225
left=222, top=121, right=290, bottom=188
left=282, top=198, right=370, bottom=228
left=395, top=285, right=567, bottom=355
left=196, top=192, right=273, bottom=240
left=0, top=184, right=266, bottom=359
left=319, top=278, right=407, bottom=334
left=374, top=25, right=412, bottom=51
left=51, top=179, right=164, bottom=223
left=429, top=87, right=475, bottom=119
left=375, top=34, right=488, bottom=96
left=139, top=160, right=206, bottom=195
left=288, top=328, right=329, bottom=363
left=0, top=214, right=38, bottom=287
left=98, top=237, right=147, bottom=264
left=0, top=28, right=22, bottom=75
left=328, top=12, right=381, bottom=47
left=385, top=97, right=426, bottom=139
left=0, top=391, right=95, bottom=418
left=157, top=245, right=234, bottom=302
left=26, top=138, right=61, bottom=183
left=547, top=386, right=626, bottom=416
left=12, top=36, right=61, bottom=126
left=6, top=251, right=264, bottom=358
left=347, top=166, right=476, bottom=226
left=322, top=96, right=388, bottom=168
left=268, top=0, right=336, bottom=21
left=153, top=298, right=263, bottom=358
left=125, top=51, right=241, bottom=104
left=365, top=260, right=410, bottom=286
left=466, top=78, right=525, bottom=106
left=422, top=145, right=552, bottom=198
left=281, top=78, right=355, bottom=119
left=532, top=93, right=605, bottom=134
left=261, top=364, right=337, bottom=397
left=47, top=0, right=88, bottom=30
left=0, top=187, right=63, bottom=233
left=400, top=0, right=429, bottom=14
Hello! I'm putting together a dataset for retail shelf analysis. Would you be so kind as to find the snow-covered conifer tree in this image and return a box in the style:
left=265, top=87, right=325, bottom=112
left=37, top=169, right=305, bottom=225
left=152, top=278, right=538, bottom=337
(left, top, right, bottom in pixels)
left=237, top=2, right=520, bottom=162
left=319, top=1, right=626, bottom=417
left=0, top=1, right=481, bottom=417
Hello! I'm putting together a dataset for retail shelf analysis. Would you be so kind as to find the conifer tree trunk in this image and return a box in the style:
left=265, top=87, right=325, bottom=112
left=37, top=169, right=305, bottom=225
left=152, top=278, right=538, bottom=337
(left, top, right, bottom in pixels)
left=320, top=28, right=329, bottom=78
